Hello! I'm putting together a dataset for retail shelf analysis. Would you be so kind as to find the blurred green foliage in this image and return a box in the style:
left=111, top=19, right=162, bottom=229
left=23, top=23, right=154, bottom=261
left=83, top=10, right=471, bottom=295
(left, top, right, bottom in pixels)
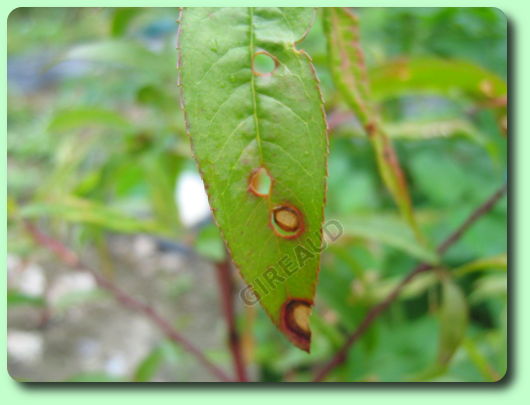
left=7, top=7, right=507, bottom=382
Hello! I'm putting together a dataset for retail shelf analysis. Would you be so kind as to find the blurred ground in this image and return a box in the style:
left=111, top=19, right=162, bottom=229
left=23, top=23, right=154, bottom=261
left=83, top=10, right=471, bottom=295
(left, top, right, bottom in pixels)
left=8, top=234, right=238, bottom=382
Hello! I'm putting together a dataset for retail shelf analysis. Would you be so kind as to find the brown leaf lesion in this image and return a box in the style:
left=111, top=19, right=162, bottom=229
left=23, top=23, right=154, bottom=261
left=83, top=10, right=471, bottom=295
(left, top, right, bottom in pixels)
left=270, top=204, right=305, bottom=239
left=248, top=166, right=273, bottom=197
left=280, top=298, right=313, bottom=352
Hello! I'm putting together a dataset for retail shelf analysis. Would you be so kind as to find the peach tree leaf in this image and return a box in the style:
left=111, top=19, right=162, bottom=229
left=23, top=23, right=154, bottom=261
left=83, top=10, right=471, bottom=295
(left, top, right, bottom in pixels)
left=411, top=274, right=469, bottom=381
left=178, top=7, right=328, bottom=351
left=370, top=58, right=508, bottom=136
left=453, top=253, right=507, bottom=277
left=369, top=58, right=507, bottom=102
left=341, top=215, right=438, bottom=264
left=437, top=275, right=468, bottom=366
left=323, top=7, right=426, bottom=245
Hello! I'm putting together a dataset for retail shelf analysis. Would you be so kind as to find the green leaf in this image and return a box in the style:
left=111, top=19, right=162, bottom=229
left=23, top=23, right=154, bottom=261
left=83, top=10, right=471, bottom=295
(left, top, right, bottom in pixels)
left=179, top=7, right=328, bottom=351
left=462, top=338, right=502, bottom=382
left=383, top=118, right=483, bottom=142
left=48, top=108, right=131, bottom=133
left=141, top=155, right=181, bottom=230
left=7, top=290, right=46, bottom=308
left=341, top=215, right=439, bottom=264
left=110, top=8, right=141, bottom=37
left=133, top=345, right=165, bottom=382
left=454, top=253, right=507, bottom=277
left=373, top=272, right=438, bottom=302
left=437, top=275, right=468, bottom=366
left=323, top=7, right=424, bottom=244
left=340, top=117, right=483, bottom=142
left=470, top=274, right=507, bottom=303
left=20, top=196, right=165, bottom=234
left=369, top=58, right=507, bottom=102
left=322, top=8, right=372, bottom=125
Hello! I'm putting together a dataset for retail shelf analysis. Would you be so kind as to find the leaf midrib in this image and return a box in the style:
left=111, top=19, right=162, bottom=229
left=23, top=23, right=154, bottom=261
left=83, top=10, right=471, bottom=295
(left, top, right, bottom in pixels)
left=247, top=7, right=289, bottom=302
left=248, top=7, right=265, bottom=164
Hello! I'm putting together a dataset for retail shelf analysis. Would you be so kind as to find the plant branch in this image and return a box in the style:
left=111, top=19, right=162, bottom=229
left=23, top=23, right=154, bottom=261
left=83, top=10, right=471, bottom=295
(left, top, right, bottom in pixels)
left=313, top=183, right=507, bottom=382
left=215, top=256, right=248, bottom=382
left=24, top=221, right=233, bottom=382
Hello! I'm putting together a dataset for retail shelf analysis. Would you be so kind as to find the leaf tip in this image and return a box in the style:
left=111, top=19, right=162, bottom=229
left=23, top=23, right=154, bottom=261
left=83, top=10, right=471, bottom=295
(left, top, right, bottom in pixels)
left=280, top=298, right=313, bottom=352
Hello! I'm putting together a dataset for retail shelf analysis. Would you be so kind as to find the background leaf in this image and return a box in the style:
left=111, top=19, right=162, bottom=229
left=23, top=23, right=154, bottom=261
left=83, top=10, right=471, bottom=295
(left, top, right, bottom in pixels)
left=340, top=215, right=438, bottom=263
left=20, top=196, right=166, bottom=234
left=133, top=345, right=165, bottom=382
left=437, top=274, right=468, bottom=366
left=323, top=7, right=424, bottom=244
left=369, top=58, right=507, bottom=102
left=48, top=108, right=131, bottom=133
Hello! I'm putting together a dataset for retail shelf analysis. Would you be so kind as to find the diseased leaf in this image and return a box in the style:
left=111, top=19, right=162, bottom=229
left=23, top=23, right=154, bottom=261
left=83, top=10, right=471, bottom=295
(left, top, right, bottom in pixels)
left=178, top=7, right=328, bottom=351
left=322, top=8, right=373, bottom=124
left=323, top=7, right=424, bottom=244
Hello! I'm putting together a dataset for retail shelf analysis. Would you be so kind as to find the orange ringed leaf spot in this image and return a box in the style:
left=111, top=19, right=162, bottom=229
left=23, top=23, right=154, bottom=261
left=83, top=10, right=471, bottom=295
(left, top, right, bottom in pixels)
left=280, top=298, right=312, bottom=352
left=248, top=167, right=272, bottom=197
left=271, top=204, right=304, bottom=239
left=252, top=50, right=279, bottom=77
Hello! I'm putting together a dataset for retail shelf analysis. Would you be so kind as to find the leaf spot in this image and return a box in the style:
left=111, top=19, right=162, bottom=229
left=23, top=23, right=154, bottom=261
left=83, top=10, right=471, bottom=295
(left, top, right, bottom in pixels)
left=281, top=298, right=312, bottom=352
left=252, top=51, right=278, bottom=76
left=271, top=204, right=304, bottom=239
left=248, top=167, right=272, bottom=197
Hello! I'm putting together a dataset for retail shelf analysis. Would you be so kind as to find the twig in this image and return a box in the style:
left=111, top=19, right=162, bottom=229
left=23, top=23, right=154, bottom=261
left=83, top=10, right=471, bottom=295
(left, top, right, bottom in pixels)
left=215, top=257, right=248, bottom=382
left=437, top=184, right=507, bottom=255
left=24, top=221, right=233, bottom=382
left=313, top=183, right=507, bottom=381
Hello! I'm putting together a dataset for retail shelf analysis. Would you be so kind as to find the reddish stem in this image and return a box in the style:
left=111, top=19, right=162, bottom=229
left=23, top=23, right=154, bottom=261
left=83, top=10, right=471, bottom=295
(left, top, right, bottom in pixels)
left=313, top=183, right=507, bottom=381
left=215, top=258, right=248, bottom=382
left=25, top=222, right=233, bottom=382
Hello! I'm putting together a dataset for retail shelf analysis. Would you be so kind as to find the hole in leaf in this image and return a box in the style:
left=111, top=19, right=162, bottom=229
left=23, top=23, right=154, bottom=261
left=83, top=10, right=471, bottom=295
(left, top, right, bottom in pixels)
left=281, top=298, right=312, bottom=352
left=248, top=167, right=272, bottom=197
left=271, top=204, right=304, bottom=239
left=252, top=51, right=278, bottom=76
